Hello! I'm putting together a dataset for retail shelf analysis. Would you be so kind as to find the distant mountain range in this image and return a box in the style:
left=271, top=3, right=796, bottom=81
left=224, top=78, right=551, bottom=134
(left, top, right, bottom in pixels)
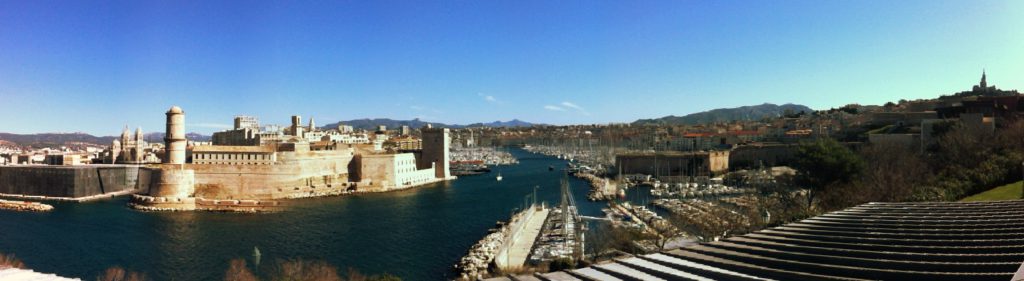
left=0, top=132, right=116, bottom=148
left=8, top=105, right=829, bottom=148
left=143, top=132, right=212, bottom=143
left=322, top=118, right=453, bottom=131
left=1, top=118, right=540, bottom=148
left=0, top=132, right=212, bottom=148
left=633, top=103, right=813, bottom=125
left=322, top=118, right=541, bottom=130
left=463, top=119, right=537, bottom=128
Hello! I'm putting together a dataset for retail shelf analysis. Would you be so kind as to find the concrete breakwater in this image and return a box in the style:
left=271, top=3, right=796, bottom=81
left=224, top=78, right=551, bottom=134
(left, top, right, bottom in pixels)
left=0, top=188, right=136, bottom=203
left=0, top=199, right=54, bottom=212
left=573, top=172, right=616, bottom=201
left=454, top=203, right=547, bottom=280
left=129, top=194, right=283, bottom=212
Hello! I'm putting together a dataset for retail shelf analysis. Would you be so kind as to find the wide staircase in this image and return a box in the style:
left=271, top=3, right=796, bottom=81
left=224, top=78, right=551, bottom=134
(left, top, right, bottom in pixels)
left=487, top=200, right=1024, bottom=281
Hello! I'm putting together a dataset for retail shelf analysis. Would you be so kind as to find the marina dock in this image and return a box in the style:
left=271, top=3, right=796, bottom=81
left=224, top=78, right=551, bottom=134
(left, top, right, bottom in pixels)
left=528, top=173, right=586, bottom=265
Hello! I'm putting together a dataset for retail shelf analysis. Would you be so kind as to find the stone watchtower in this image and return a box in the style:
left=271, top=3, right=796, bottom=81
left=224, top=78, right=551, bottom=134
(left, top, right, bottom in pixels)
left=420, top=126, right=451, bottom=179
left=291, top=115, right=304, bottom=138
left=164, top=106, right=187, bottom=164
left=132, top=105, right=197, bottom=210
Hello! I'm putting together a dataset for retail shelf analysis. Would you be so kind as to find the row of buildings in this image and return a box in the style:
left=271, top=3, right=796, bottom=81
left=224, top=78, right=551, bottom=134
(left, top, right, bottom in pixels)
left=484, top=71, right=1020, bottom=181
left=863, top=72, right=1008, bottom=149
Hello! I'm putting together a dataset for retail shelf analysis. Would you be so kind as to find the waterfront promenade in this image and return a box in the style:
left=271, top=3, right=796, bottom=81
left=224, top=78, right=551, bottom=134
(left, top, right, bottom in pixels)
left=503, top=208, right=549, bottom=269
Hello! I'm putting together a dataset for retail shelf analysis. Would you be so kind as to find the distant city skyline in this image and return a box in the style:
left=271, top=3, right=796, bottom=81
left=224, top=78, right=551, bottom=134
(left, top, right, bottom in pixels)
left=2, top=0, right=1023, bottom=135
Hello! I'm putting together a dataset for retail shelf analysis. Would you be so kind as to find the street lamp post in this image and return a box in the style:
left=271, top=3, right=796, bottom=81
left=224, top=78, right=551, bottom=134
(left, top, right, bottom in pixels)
left=533, top=185, right=539, bottom=207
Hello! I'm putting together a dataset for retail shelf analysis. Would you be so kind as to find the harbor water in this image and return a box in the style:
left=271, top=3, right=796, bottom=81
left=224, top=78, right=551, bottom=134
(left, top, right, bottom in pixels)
left=0, top=148, right=649, bottom=280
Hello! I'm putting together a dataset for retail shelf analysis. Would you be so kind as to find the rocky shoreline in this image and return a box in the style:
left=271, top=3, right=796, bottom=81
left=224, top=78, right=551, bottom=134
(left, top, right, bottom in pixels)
left=574, top=172, right=616, bottom=201
left=454, top=223, right=509, bottom=280
left=0, top=199, right=54, bottom=212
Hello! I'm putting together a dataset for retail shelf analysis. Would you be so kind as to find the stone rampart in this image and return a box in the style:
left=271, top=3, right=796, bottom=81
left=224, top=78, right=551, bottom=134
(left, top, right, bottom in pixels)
left=0, top=165, right=140, bottom=199
left=188, top=150, right=353, bottom=199
left=146, top=165, right=195, bottom=198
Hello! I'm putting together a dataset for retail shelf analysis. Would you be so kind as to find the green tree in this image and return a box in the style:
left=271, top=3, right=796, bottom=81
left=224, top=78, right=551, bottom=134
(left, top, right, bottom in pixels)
left=792, top=138, right=864, bottom=209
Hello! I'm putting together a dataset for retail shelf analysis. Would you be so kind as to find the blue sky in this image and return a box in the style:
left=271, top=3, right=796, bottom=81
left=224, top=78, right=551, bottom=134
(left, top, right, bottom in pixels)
left=1, top=0, right=1023, bottom=135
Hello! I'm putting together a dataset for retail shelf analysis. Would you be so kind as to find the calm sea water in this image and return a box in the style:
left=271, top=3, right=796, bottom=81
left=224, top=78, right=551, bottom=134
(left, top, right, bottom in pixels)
left=0, top=148, right=649, bottom=280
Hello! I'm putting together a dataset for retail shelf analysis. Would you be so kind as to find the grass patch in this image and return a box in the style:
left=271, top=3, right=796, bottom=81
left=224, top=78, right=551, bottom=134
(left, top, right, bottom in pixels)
left=961, top=181, right=1023, bottom=202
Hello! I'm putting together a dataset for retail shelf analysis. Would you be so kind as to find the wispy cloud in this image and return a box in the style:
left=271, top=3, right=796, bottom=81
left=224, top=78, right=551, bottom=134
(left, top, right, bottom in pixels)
left=561, top=101, right=590, bottom=116
left=544, top=105, right=565, bottom=111
left=478, top=93, right=500, bottom=104
left=410, top=105, right=424, bottom=111
left=190, top=123, right=232, bottom=129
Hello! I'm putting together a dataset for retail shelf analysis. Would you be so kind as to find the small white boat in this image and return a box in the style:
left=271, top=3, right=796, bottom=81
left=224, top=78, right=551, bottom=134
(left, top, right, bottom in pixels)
left=496, top=173, right=503, bottom=181
left=253, top=246, right=262, bottom=266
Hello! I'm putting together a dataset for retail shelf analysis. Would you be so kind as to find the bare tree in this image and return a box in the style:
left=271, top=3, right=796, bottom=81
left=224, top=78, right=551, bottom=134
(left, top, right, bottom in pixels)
left=589, top=223, right=648, bottom=257
left=0, top=252, right=24, bottom=269
left=860, top=142, right=933, bottom=202
left=998, top=119, right=1024, bottom=151
left=654, top=215, right=687, bottom=250
left=224, top=259, right=258, bottom=281
left=269, top=259, right=342, bottom=281
left=97, top=267, right=148, bottom=281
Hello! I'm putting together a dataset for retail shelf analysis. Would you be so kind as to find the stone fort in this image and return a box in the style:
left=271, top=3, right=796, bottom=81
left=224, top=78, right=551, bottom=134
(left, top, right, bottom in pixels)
left=130, top=106, right=455, bottom=211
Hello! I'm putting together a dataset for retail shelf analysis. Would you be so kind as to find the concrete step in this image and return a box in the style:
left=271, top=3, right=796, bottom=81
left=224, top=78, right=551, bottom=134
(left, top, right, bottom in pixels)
left=744, top=232, right=1024, bottom=254
left=663, top=248, right=864, bottom=281
left=726, top=236, right=1024, bottom=263
left=794, top=220, right=1024, bottom=234
left=680, top=244, right=1013, bottom=281
left=702, top=241, right=1020, bottom=273
left=774, top=225, right=1024, bottom=240
left=757, top=229, right=1024, bottom=247
left=635, top=253, right=770, bottom=281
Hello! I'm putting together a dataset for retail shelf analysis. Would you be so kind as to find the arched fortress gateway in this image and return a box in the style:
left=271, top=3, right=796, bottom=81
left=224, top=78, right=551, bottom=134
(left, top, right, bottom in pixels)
left=131, top=106, right=453, bottom=211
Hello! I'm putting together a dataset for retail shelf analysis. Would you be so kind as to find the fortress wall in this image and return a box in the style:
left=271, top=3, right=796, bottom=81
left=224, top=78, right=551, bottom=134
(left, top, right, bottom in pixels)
left=356, top=153, right=441, bottom=190
left=616, top=151, right=730, bottom=178
left=729, top=144, right=798, bottom=169
left=358, top=155, right=397, bottom=188
left=189, top=150, right=354, bottom=199
left=147, top=166, right=195, bottom=198
left=0, top=165, right=138, bottom=198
